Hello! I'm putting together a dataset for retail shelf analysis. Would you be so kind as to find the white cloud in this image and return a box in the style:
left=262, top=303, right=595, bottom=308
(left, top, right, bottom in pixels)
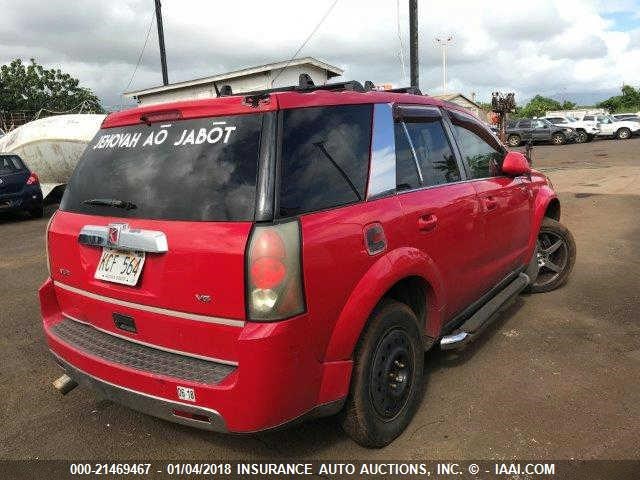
left=0, top=0, right=638, bottom=108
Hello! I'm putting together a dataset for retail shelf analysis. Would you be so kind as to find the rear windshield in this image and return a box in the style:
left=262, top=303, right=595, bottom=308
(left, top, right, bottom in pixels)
left=61, top=113, right=263, bottom=221
left=0, top=155, right=24, bottom=173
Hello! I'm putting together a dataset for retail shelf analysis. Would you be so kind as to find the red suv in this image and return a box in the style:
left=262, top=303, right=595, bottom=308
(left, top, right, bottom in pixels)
left=40, top=79, right=575, bottom=447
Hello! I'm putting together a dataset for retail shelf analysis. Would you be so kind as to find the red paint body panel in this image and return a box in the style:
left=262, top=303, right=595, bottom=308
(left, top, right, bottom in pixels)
left=396, top=183, right=485, bottom=318
left=41, top=90, right=561, bottom=434
left=471, top=176, right=533, bottom=287
left=49, top=211, right=250, bottom=320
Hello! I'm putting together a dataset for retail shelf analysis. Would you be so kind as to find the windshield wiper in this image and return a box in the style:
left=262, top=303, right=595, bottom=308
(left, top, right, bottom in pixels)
left=82, top=198, right=137, bottom=210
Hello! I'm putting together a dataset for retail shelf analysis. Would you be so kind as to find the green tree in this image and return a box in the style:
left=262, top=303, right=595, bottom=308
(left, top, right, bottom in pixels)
left=0, top=58, right=103, bottom=114
left=597, top=85, right=640, bottom=113
left=517, top=95, right=562, bottom=118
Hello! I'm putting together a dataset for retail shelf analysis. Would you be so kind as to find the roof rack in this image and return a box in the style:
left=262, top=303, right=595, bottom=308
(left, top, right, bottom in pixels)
left=218, top=75, right=365, bottom=99
left=218, top=74, right=423, bottom=106
left=386, top=86, right=423, bottom=95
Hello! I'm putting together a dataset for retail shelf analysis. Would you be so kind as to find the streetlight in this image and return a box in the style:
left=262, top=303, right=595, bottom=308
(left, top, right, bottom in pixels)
left=435, top=35, right=453, bottom=93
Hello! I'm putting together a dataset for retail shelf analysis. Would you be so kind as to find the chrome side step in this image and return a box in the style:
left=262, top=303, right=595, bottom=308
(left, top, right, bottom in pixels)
left=440, top=272, right=530, bottom=350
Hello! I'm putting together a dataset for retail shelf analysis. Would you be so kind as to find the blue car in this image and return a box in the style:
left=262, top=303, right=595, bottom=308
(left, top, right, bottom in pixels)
left=0, top=154, right=44, bottom=218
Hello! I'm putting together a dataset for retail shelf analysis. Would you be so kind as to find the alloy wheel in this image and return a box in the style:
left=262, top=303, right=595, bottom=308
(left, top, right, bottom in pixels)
left=533, top=231, right=569, bottom=288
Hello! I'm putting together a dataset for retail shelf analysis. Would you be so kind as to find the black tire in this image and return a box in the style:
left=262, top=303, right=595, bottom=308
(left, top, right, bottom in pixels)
left=340, top=299, right=425, bottom=448
left=507, top=134, right=521, bottom=147
left=527, top=218, right=576, bottom=293
left=29, top=205, right=44, bottom=219
left=616, top=128, right=631, bottom=140
left=586, top=134, right=594, bottom=143
left=575, top=130, right=588, bottom=143
left=551, top=132, right=566, bottom=145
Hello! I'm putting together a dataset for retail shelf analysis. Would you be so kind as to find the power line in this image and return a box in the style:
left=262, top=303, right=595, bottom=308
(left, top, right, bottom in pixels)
left=271, top=0, right=339, bottom=86
left=123, top=12, right=156, bottom=95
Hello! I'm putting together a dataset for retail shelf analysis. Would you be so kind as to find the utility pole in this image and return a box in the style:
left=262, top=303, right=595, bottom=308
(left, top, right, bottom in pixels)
left=409, top=0, right=419, bottom=89
left=154, top=0, right=169, bottom=85
left=435, top=35, right=453, bottom=93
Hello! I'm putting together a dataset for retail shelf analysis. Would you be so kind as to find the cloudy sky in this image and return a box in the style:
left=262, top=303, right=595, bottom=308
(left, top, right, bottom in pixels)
left=0, top=0, right=638, bottom=109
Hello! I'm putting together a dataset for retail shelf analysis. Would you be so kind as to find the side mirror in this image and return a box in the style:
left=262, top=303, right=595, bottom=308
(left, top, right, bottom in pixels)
left=502, top=151, right=531, bottom=177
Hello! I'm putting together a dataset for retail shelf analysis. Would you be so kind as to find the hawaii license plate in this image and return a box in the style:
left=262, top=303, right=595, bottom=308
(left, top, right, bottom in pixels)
left=94, top=248, right=145, bottom=286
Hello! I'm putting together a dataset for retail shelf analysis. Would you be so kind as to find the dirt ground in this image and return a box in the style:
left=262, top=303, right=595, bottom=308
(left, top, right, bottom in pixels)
left=1, top=137, right=638, bottom=460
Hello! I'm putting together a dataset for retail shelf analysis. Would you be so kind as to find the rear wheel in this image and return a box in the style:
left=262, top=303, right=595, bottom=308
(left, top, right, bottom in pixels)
left=29, top=205, right=44, bottom=219
left=507, top=134, right=521, bottom=147
left=617, top=128, right=631, bottom=140
left=551, top=132, right=566, bottom=145
left=340, top=300, right=424, bottom=448
left=527, top=218, right=576, bottom=293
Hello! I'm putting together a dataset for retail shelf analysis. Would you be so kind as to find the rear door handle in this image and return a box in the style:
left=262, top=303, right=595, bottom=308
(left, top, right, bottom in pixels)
left=418, top=214, right=438, bottom=232
left=484, top=197, right=498, bottom=211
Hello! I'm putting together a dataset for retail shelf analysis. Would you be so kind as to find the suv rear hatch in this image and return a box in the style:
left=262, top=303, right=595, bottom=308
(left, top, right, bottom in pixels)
left=0, top=155, right=29, bottom=198
left=48, top=101, right=276, bottom=361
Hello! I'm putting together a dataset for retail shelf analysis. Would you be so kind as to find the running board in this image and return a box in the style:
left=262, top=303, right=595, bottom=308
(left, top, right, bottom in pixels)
left=440, top=273, right=530, bottom=350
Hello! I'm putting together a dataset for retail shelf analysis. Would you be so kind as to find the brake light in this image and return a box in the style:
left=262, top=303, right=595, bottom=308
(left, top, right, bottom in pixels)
left=140, top=110, right=183, bottom=125
left=246, top=221, right=305, bottom=321
left=45, top=210, right=57, bottom=277
left=26, top=172, right=39, bottom=185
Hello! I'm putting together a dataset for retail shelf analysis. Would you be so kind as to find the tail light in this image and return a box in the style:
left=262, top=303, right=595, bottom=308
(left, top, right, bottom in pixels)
left=26, top=172, right=39, bottom=185
left=45, top=210, right=57, bottom=277
left=246, top=220, right=305, bottom=321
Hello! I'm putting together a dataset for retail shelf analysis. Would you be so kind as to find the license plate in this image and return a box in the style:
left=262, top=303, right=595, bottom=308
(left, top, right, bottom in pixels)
left=177, top=386, right=196, bottom=402
left=94, top=248, right=145, bottom=286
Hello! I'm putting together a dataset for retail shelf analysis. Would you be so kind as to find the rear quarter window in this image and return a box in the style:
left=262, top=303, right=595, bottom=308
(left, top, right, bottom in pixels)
left=278, top=104, right=372, bottom=217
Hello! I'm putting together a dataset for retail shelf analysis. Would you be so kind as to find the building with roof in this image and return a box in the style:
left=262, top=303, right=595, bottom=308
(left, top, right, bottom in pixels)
left=124, top=57, right=343, bottom=106
left=432, top=93, right=483, bottom=118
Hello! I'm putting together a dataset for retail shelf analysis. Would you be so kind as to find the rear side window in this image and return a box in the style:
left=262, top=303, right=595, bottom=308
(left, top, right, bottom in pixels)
left=61, top=114, right=263, bottom=221
left=279, top=104, right=372, bottom=217
left=404, top=121, right=460, bottom=186
left=394, top=124, right=421, bottom=191
left=450, top=111, right=505, bottom=179
left=518, top=120, right=531, bottom=128
left=0, top=155, right=24, bottom=172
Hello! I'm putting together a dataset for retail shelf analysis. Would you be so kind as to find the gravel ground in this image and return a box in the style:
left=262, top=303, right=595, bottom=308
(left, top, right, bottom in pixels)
left=1, top=137, right=638, bottom=460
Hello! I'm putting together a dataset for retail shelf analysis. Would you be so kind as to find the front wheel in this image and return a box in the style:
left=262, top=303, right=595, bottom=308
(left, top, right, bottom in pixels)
left=527, top=218, right=576, bottom=293
left=575, top=130, right=588, bottom=143
left=507, top=134, right=521, bottom=147
left=551, top=132, right=566, bottom=145
left=617, top=128, right=631, bottom=140
left=340, top=300, right=424, bottom=448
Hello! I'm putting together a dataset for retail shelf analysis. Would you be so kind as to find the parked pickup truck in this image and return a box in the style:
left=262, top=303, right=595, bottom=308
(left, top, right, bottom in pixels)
left=506, top=118, right=577, bottom=147
left=544, top=115, right=599, bottom=143
left=41, top=77, right=576, bottom=448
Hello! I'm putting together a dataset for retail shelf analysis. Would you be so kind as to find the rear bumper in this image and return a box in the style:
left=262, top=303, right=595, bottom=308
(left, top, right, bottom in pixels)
left=53, top=352, right=228, bottom=432
left=0, top=185, right=43, bottom=212
left=40, top=278, right=352, bottom=433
